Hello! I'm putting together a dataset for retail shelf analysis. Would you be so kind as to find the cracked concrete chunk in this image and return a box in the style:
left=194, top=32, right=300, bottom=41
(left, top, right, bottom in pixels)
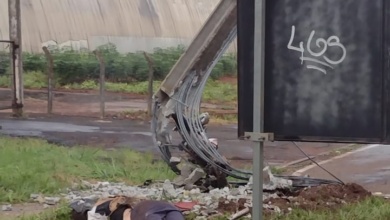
left=70, top=199, right=94, bottom=214
left=82, top=195, right=100, bottom=203
left=264, top=174, right=292, bottom=191
left=246, top=166, right=292, bottom=191
left=184, top=168, right=206, bottom=185
left=30, top=193, right=40, bottom=200
left=45, top=197, right=61, bottom=205
left=1, top=204, right=12, bottom=211
left=163, top=180, right=179, bottom=197
left=97, top=182, right=110, bottom=189
left=81, top=180, right=93, bottom=188
left=264, top=204, right=282, bottom=214
left=35, top=195, right=46, bottom=204
left=170, top=157, right=181, bottom=164
left=173, top=175, right=186, bottom=187
left=108, top=188, right=121, bottom=195
left=177, top=161, right=197, bottom=177
left=184, top=183, right=196, bottom=190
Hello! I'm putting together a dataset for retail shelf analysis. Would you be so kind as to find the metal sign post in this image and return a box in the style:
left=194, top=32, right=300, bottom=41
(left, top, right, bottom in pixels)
left=246, top=0, right=266, bottom=219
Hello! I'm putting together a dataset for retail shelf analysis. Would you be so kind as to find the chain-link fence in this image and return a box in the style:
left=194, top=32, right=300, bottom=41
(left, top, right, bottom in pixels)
left=19, top=43, right=155, bottom=118
left=0, top=41, right=13, bottom=111
left=0, top=0, right=239, bottom=119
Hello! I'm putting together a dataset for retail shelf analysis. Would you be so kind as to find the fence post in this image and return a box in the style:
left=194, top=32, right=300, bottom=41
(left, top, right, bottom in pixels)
left=9, top=0, right=23, bottom=117
left=93, top=50, right=105, bottom=119
left=143, top=51, right=154, bottom=117
left=42, top=46, right=54, bottom=114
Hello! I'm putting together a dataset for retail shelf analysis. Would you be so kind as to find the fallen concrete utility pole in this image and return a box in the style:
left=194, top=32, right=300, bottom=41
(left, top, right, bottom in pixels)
left=151, top=1, right=267, bottom=219
left=151, top=0, right=251, bottom=180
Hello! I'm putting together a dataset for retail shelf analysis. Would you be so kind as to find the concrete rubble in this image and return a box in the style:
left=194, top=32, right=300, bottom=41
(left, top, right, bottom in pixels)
left=0, top=160, right=294, bottom=218
left=262, top=166, right=293, bottom=191
left=1, top=204, right=12, bottom=211
left=22, top=171, right=293, bottom=218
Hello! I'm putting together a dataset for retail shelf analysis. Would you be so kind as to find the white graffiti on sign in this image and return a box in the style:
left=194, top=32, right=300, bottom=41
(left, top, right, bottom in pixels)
left=287, top=25, right=347, bottom=74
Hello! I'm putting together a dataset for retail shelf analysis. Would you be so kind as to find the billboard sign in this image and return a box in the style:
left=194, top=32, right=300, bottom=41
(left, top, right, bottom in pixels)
left=238, top=0, right=390, bottom=143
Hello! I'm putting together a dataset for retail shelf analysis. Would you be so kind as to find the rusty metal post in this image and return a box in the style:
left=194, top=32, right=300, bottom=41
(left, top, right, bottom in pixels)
left=8, top=0, right=23, bottom=117
left=42, top=46, right=54, bottom=114
left=143, top=51, right=154, bottom=117
left=93, top=50, right=105, bottom=119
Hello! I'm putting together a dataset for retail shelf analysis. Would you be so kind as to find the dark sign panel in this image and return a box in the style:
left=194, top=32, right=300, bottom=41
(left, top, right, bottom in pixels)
left=237, top=0, right=255, bottom=139
left=238, top=0, right=390, bottom=143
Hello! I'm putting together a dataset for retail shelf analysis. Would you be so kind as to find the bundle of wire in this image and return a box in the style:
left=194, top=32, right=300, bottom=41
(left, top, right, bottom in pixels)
left=152, top=25, right=251, bottom=180
left=151, top=24, right=343, bottom=185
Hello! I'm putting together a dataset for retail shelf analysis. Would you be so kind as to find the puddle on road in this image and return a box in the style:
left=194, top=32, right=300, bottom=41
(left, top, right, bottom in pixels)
left=0, top=120, right=100, bottom=133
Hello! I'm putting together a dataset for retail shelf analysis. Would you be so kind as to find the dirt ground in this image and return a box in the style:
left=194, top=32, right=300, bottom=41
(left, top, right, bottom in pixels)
left=0, top=88, right=149, bottom=117
left=0, top=203, right=51, bottom=220
left=264, top=183, right=370, bottom=212
left=0, top=88, right=228, bottom=118
left=215, top=183, right=374, bottom=219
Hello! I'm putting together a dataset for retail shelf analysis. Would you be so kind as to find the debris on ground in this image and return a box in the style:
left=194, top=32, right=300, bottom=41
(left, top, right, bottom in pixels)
left=30, top=194, right=61, bottom=206
left=20, top=179, right=382, bottom=219
left=64, top=179, right=255, bottom=218
left=263, top=183, right=371, bottom=214
left=1, top=204, right=12, bottom=211
left=229, top=207, right=250, bottom=220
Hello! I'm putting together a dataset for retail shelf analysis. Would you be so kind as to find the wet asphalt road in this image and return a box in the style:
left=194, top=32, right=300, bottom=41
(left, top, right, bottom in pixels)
left=1, top=115, right=390, bottom=195
left=0, top=114, right=345, bottom=166
left=301, top=144, right=390, bottom=194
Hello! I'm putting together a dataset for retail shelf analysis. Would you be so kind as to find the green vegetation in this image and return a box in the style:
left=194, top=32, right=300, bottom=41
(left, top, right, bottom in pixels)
left=0, top=136, right=175, bottom=204
left=0, top=71, right=238, bottom=103
left=0, top=43, right=238, bottom=103
left=203, top=80, right=237, bottom=103
left=0, top=43, right=237, bottom=86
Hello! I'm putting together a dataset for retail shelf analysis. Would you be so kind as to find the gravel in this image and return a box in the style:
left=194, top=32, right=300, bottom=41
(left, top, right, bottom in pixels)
left=60, top=179, right=254, bottom=211
left=0, top=165, right=296, bottom=219
left=0, top=167, right=293, bottom=218
left=0, top=166, right=293, bottom=218
left=21, top=173, right=292, bottom=218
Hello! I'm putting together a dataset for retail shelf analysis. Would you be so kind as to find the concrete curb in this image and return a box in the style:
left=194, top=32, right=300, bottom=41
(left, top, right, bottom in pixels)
left=291, top=144, right=380, bottom=176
